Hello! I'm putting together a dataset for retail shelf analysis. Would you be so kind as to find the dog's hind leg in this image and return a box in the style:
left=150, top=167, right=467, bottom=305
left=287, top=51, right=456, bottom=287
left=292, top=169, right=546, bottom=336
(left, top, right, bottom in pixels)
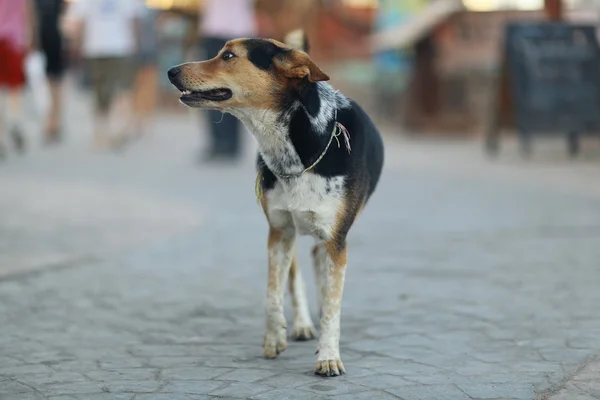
left=312, top=243, right=327, bottom=319
left=263, top=216, right=296, bottom=359
left=288, top=256, right=316, bottom=341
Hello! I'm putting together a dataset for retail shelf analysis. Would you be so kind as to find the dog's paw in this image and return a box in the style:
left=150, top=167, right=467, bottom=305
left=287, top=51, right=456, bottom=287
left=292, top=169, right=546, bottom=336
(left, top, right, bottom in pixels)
left=314, top=359, right=346, bottom=377
left=263, top=331, right=287, bottom=359
left=291, top=325, right=316, bottom=341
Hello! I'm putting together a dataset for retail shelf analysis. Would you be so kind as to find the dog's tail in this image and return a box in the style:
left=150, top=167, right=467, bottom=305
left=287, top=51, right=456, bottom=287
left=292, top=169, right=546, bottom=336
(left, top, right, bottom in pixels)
left=284, top=29, right=310, bottom=53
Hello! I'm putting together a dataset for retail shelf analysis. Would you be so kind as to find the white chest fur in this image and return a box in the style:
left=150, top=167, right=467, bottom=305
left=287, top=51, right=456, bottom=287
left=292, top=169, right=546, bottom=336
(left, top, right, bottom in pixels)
left=266, top=174, right=345, bottom=240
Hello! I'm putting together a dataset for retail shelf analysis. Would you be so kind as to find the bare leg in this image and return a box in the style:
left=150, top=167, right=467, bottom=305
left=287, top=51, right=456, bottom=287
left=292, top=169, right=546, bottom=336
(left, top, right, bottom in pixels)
left=263, top=216, right=296, bottom=359
left=314, top=240, right=347, bottom=377
left=133, top=65, right=158, bottom=137
left=288, top=257, right=316, bottom=341
left=44, top=78, right=63, bottom=142
left=110, top=90, right=134, bottom=145
left=7, top=87, right=25, bottom=152
left=93, top=110, right=110, bottom=150
left=0, top=91, right=6, bottom=158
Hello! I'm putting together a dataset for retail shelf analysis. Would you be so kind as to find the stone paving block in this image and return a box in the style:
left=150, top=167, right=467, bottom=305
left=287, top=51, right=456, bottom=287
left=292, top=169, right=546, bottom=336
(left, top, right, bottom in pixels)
left=147, top=357, right=200, bottom=368
left=573, top=380, right=600, bottom=397
left=41, top=381, right=108, bottom=396
left=386, top=384, right=471, bottom=400
left=255, top=373, right=323, bottom=389
left=0, top=364, right=54, bottom=377
left=159, top=380, right=225, bottom=395
left=250, top=388, right=331, bottom=400
left=0, top=357, right=24, bottom=368
left=97, top=357, right=147, bottom=369
left=18, top=372, right=88, bottom=386
left=457, top=383, right=535, bottom=399
left=215, top=368, right=278, bottom=383
left=295, top=381, right=367, bottom=396
left=334, top=390, right=403, bottom=400
left=349, top=373, right=412, bottom=389
left=548, top=388, right=598, bottom=400
left=0, top=379, right=35, bottom=394
left=83, top=368, right=158, bottom=382
left=161, top=367, right=233, bottom=381
left=102, top=380, right=163, bottom=393
left=136, top=395, right=205, bottom=400
left=209, top=382, right=274, bottom=398
left=50, top=395, right=133, bottom=400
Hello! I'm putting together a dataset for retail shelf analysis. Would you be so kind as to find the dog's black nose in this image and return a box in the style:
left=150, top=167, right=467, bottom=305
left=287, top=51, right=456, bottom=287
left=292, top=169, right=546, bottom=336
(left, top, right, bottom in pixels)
left=168, top=67, right=181, bottom=82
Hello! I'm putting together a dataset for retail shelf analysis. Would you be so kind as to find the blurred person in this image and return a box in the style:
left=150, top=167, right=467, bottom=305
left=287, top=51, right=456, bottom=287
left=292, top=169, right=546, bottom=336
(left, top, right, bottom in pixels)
left=0, top=0, right=36, bottom=158
left=196, top=0, right=257, bottom=162
left=132, top=2, right=159, bottom=138
left=71, top=0, right=142, bottom=150
left=34, top=0, right=67, bottom=145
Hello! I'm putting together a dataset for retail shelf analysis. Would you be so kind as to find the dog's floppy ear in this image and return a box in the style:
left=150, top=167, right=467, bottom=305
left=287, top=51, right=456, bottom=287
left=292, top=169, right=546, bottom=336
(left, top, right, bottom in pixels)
left=275, top=49, right=330, bottom=83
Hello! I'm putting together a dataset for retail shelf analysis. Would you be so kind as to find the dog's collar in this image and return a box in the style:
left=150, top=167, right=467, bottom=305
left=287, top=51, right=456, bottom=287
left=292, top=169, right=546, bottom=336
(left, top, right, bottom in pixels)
left=255, top=116, right=351, bottom=201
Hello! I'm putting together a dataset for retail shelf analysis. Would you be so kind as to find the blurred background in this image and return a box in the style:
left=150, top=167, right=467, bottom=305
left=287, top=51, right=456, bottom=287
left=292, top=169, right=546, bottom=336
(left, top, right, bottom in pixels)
left=61, top=0, right=600, bottom=136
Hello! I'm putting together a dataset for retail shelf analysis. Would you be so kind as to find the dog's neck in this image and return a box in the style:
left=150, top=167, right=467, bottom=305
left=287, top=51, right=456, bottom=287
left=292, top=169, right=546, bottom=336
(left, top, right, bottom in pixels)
left=232, top=82, right=350, bottom=177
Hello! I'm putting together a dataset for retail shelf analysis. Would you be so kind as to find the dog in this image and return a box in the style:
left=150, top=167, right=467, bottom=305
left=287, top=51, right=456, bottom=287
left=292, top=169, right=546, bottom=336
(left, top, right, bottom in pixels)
left=168, top=33, right=384, bottom=377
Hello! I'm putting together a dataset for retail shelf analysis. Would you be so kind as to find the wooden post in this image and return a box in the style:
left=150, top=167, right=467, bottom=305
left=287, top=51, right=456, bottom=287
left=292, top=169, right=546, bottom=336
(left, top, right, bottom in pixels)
left=544, top=0, right=563, bottom=21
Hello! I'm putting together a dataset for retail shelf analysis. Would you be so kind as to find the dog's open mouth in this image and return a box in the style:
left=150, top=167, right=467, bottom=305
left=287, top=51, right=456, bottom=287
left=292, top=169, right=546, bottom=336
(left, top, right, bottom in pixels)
left=180, top=88, right=232, bottom=102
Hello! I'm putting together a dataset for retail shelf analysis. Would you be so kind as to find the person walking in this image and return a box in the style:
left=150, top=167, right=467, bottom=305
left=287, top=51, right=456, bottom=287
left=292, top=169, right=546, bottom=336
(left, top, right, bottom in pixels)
left=197, top=0, right=257, bottom=163
left=34, top=0, right=67, bottom=145
left=71, top=0, right=142, bottom=150
left=132, top=1, right=159, bottom=139
left=0, top=0, right=36, bottom=158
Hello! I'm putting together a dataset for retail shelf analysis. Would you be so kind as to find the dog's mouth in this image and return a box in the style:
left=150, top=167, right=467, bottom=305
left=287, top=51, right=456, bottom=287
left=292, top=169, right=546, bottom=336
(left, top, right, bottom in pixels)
left=179, top=88, right=232, bottom=102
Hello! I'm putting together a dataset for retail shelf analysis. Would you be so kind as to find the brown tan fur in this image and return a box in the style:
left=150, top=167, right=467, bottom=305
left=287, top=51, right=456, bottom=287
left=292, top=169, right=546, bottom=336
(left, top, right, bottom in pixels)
left=174, top=39, right=328, bottom=112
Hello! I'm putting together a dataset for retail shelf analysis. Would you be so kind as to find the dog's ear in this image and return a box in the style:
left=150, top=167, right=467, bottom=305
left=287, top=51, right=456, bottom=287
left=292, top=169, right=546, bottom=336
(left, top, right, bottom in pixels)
left=275, top=49, right=329, bottom=83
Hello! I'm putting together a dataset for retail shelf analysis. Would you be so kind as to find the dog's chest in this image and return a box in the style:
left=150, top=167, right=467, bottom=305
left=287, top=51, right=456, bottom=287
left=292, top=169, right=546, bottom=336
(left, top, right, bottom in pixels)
left=267, top=174, right=345, bottom=239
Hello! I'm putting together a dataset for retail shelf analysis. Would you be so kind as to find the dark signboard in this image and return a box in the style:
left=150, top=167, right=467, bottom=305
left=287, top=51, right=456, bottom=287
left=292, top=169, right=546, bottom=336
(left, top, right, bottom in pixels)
left=486, top=22, right=600, bottom=156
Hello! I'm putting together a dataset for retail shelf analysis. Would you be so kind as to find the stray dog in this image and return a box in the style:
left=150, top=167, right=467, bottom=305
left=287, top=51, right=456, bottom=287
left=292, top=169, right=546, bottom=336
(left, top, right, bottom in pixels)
left=168, top=32, right=384, bottom=377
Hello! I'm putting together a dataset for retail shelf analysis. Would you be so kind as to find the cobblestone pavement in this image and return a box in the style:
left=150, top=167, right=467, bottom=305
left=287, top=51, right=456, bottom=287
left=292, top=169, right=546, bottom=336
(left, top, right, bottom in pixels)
left=1, top=82, right=600, bottom=399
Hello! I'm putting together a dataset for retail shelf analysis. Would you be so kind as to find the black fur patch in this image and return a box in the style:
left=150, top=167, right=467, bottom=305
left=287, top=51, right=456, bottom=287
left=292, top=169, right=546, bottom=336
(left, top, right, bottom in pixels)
left=244, top=39, right=288, bottom=71
left=297, top=83, right=321, bottom=118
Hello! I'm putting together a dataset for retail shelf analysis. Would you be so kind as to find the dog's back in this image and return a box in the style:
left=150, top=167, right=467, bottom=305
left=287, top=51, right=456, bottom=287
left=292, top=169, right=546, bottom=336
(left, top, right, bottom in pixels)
left=281, top=29, right=383, bottom=202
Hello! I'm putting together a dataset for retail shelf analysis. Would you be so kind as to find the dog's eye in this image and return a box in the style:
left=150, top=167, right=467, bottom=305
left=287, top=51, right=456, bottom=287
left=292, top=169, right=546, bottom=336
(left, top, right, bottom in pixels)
left=221, top=51, right=236, bottom=61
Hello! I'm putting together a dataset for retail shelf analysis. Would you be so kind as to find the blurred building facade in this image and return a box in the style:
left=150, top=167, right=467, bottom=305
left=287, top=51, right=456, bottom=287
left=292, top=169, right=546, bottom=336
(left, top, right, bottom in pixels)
left=62, top=0, right=598, bottom=134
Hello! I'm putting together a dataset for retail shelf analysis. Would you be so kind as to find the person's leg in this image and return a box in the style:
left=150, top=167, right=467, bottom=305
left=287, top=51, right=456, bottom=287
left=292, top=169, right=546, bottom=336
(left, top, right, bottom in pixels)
left=4, top=45, right=26, bottom=153
left=200, top=36, right=241, bottom=159
left=0, top=88, right=6, bottom=159
left=0, top=41, right=7, bottom=158
left=133, top=60, right=158, bottom=138
left=218, top=112, right=241, bottom=157
left=43, top=32, right=65, bottom=144
left=90, top=58, right=111, bottom=149
left=45, top=77, right=63, bottom=142
left=109, top=56, right=136, bottom=147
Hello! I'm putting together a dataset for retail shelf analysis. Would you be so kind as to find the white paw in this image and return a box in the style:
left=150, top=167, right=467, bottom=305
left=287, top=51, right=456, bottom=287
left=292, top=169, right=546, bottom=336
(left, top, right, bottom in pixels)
left=291, top=323, right=316, bottom=341
left=263, top=328, right=287, bottom=359
left=314, top=358, right=345, bottom=377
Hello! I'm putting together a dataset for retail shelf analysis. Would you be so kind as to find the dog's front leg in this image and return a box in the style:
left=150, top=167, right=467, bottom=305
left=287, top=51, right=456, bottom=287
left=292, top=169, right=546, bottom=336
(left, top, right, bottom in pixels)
left=263, top=224, right=296, bottom=359
left=314, top=240, right=347, bottom=377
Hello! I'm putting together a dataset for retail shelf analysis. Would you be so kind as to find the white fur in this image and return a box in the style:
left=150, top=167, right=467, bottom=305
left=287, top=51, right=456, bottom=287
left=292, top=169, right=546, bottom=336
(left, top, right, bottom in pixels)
left=290, top=265, right=315, bottom=334
left=267, top=174, right=345, bottom=240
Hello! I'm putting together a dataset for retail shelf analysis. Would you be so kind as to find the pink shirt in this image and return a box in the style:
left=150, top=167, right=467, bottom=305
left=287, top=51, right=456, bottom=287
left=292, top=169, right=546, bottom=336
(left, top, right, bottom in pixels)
left=200, top=0, right=257, bottom=39
left=0, top=0, right=28, bottom=50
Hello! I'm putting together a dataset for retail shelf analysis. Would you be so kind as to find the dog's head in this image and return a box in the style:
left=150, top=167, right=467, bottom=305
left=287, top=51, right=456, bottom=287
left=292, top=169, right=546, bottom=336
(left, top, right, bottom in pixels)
left=167, top=38, right=329, bottom=111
